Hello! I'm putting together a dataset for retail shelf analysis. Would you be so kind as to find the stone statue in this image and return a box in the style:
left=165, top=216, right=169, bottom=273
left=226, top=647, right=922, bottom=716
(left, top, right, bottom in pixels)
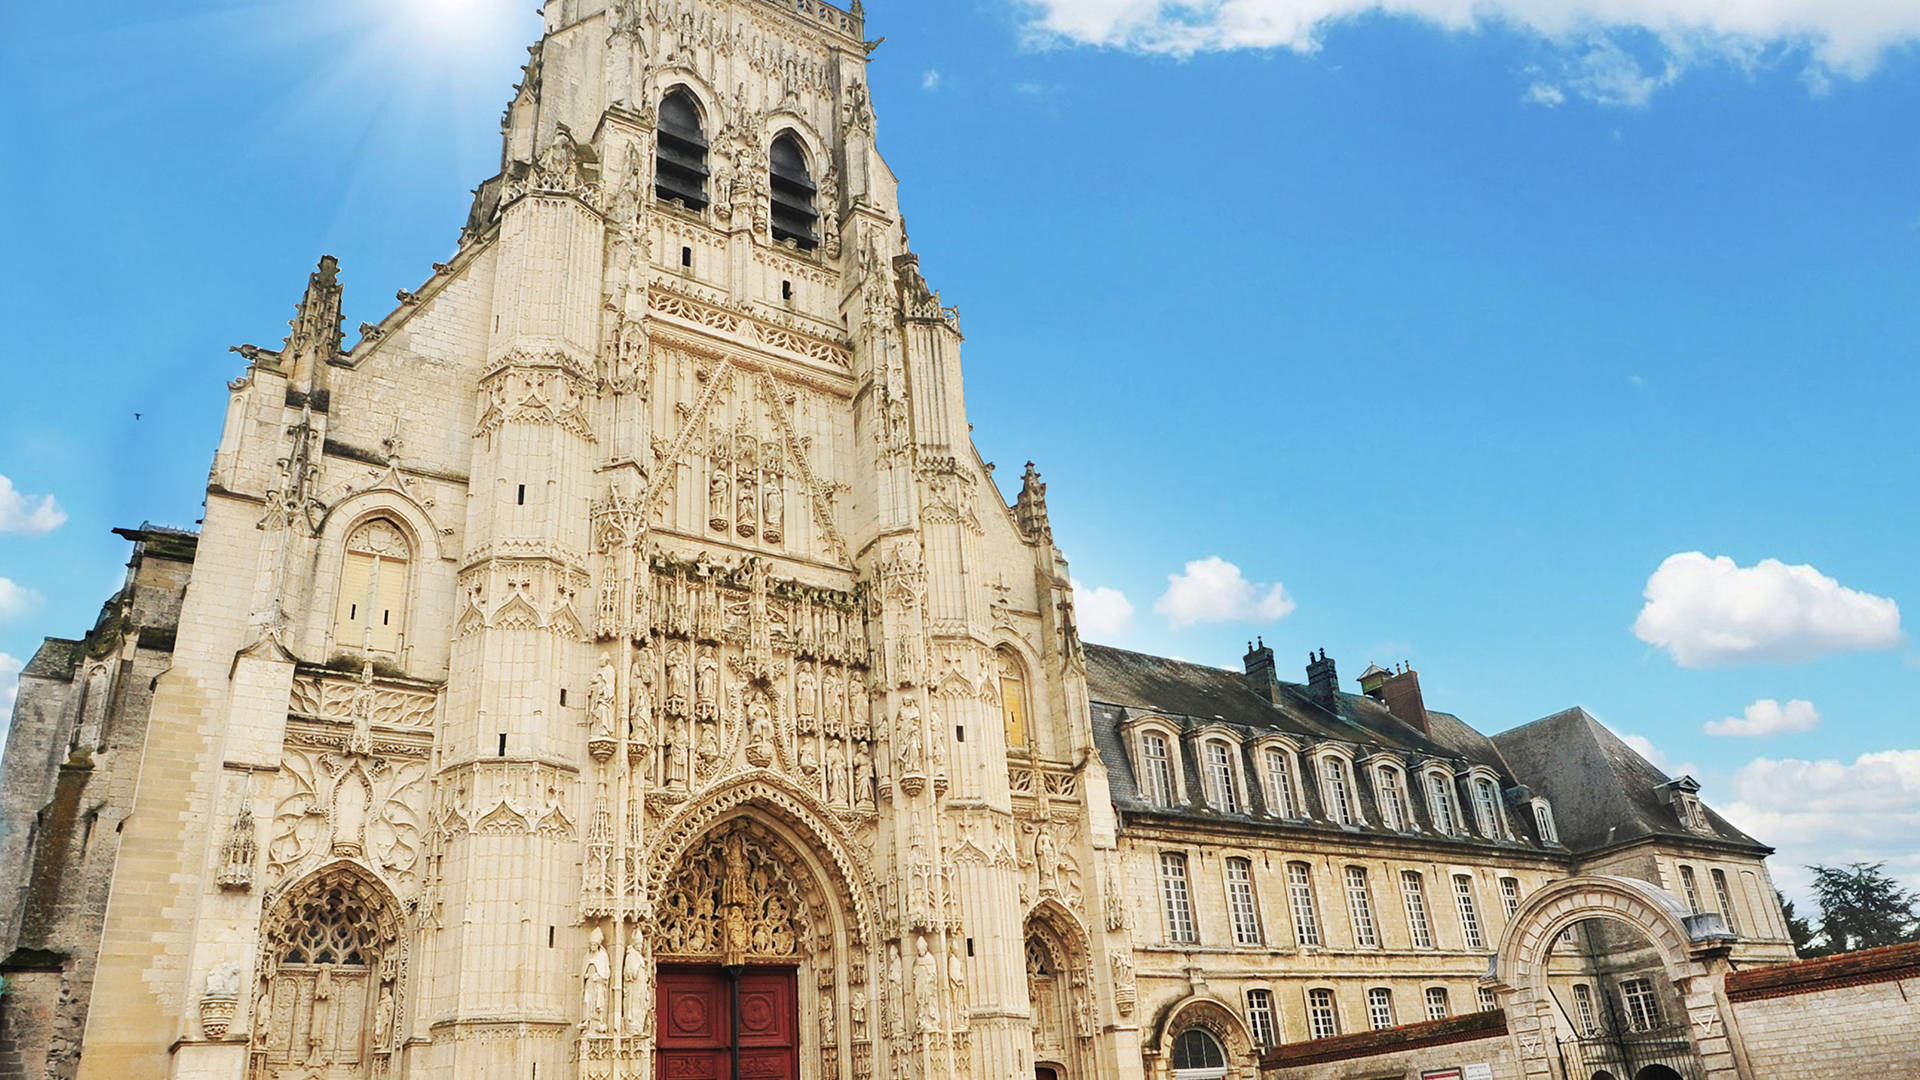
left=912, top=934, right=939, bottom=1032
left=749, top=700, right=775, bottom=756
left=763, top=481, right=784, bottom=541
left=709, top=468, right=731, bottom=529
left=582, top=927, right=611, bottom=1034
left=795, top=667, right=819, bottom=733
left=737, top=473, right=758, bottom=535
left=886, top=942, right=905, bottom=1039
left=630, top=658, right=654, bottom=746
left=823, top=670, right=845, bottom=738
left=667, top=644, right=689, bottom=714
left=373, top=983, right=394, bottom=1046
left=854, top=742, right=874, bottom=806
left=1035, top=830, right=1060, bottom=894
left=695, top=648, right=718, bottom=720
left=590, top=656, right=617, bottom=740
left=623, top=940, right=647, bottom=1033
left=206, top=961, right=241, bottom=998
left=308, top=963, right=334, bottom=1063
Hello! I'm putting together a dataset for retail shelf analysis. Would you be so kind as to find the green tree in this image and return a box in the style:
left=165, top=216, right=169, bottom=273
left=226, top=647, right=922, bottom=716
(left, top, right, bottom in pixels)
left=1808, top=862, right=1920, bottom=954
left=1776, top=890, right=1819, bottom=956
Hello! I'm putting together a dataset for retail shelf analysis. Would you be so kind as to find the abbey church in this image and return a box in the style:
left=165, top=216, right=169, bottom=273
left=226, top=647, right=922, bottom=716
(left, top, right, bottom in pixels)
left=5, top=4, right=1917, bottom=1080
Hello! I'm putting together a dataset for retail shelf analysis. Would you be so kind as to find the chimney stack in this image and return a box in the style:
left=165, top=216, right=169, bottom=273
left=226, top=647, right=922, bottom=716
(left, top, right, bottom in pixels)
left=1243, top=638, right=1281, bottom=703
left=1305, top=649, right=1339, bottom=713
left=1377, top=663, right=1430, bottom=736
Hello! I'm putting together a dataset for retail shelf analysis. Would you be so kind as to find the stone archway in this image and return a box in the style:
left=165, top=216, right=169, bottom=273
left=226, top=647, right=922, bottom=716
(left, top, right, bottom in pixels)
left=250, top=861, right=407, bottom=1080
left=633, top=776, right=882, bottom=1080
left=1486, top=876, right=1743, bottom=1080
left=1147, top=997, right=1256, bottom=1080
left=1024, top=900, right=1096, bottom=1080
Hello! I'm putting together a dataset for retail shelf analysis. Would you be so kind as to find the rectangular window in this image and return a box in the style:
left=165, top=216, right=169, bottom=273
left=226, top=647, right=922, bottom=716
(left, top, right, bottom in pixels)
left=1287, top=862, right=1321, bottom=947
left=1533, top=801, right=1558, bottom=844
left=1454, top=875, right=1485, bottom=950
left=1377, top=768, right=1408, bottom=831
left=1401, top=871, right=1434, bottom=949
left=1500, top=877, right=1522, bottom=921
left=1345, top=867, right=1379, bottom=948
left=1427, top=773, right=1459, bottom=834
left=1322, top=757, right=1355, bottom=824
left=1245, top=989, right=1277, bottom=1049
left=1160, top=853, right=1196, bottom=944
left=1226, top=858, right=1263, bottom=946
left=1473, top=778, right=1503, bottom=838
left=1711, top=869, right=1740, bottom=934
left=1424, top=987, right=1450, bottom=1022
left=1265, top=748, right=1297, bottom=816
left=1307, top=989, right=1339, bottom=1039
left=1140, top=734, right=1174, bottom=807
left=1621, top=978, right=1662, bottom=1032
left=1205, top=741, right=1240, bottom=812
left=1679, top=865, right=1702, bottom=913
left=1572, top=984, right=1599, bottom=1036
left=1366, top=988, right=1395, bottom=1031
left=1476, top=986, right=1498, bottom=1012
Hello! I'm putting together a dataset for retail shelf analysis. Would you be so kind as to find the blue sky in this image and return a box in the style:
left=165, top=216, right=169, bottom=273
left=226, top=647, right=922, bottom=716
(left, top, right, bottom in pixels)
left=1, top=0, right=1916, bottom=903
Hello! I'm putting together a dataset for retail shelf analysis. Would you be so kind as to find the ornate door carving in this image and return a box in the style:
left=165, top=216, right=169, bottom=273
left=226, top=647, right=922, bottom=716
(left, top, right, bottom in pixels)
left=253, top=869, right=403, bottom=1080
left=656, top=967, right=797, bottom=1080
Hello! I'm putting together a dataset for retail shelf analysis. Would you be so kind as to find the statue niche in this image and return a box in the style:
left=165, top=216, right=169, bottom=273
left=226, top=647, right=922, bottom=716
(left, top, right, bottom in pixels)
left=253, top=867, right=404, bottom=1080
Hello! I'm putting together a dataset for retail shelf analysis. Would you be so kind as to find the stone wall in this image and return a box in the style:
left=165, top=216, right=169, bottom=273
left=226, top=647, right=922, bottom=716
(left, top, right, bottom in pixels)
left=1726, top=941, right=1920, bottom=1079
left=1259, top=1011, right=1518, bottom=1080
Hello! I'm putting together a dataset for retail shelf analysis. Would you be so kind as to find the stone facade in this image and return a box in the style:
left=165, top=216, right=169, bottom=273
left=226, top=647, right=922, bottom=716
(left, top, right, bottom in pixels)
left=0, top=4, right=1883, bottom=1080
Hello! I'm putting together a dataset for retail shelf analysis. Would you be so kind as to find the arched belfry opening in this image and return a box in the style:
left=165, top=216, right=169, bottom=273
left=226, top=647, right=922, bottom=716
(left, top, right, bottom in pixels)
left=1487, top=876, right=1741, bottom=1080
left=769, top=132, right=818, bottom=250
left=251, top=863, right=407, bottom=1080
left=632, top=785, right=880, bottom=1080
left=657, top=87, right=710, bottom=210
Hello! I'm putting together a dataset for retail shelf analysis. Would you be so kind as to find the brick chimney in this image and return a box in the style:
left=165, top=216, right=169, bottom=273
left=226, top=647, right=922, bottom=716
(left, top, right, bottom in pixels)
left=1243, top=638, right=1281, bottom=702
left=1378, top=664, right=1431, bottom=736
left=1305, top=649, right=1339, bottom=713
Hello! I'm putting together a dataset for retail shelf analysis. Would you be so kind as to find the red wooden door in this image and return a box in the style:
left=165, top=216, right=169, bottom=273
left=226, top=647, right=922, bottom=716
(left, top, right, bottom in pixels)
left=656, top=967, right=797, bottom=1080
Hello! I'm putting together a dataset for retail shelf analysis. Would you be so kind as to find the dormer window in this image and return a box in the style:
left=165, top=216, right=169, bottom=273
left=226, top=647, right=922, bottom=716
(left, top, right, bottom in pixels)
left=1531, top=799, right=1559, bottom=844
left=1138, top=731, right=1175, bottom=807
left=1470, top=776, right=1506, bottom=839
left=1375, top=765, right=1410, bottom=831
left=1677, top=792, right=1711, bottom=832
left=769, top=131, right=818, bottom=249
left=1425, top=770, right=1462, bottom=835
left=1263, top=745, right=1300, bottom=817
left=1203, top=740, right=1241, bottom=813
left=656, top=88, right=710, bottom=210
left=1319, top=754, right=1358, bottom=825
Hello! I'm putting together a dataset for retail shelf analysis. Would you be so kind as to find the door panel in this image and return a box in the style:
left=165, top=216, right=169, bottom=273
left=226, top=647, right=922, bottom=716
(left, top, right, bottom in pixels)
left=657, top=967, right=796, bottom=1080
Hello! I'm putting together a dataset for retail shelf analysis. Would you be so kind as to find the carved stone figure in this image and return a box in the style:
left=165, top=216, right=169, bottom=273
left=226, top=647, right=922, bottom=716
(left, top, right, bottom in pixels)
left=763, top=480, right=784, bottom=543
left=373, top=983, right=394, bottom=1046
left=582, top=927, right=611, bottom=1034
left=886, top=942, right=905, bottom=1040
left=1034, top=829, right=1060, bottom=895
left=308, top=964, right=334, bottom=1064
left=199, top=962, right=241, bottom=1040
left=747, top=698, right=776, bottom=766
left=912, top=934, right=939, bottom=1033
left=695, top=648, right=719, bottom=721
left=737, top=473, right=758, bottom=537
left=623, top=938, right=650, bottom=1034
left=709, top=468, right=731, bottom=531
left=590, top=655, right=617, bottom=740
left=824, top=669, right=845, bottom=738
left=854, top=742, right=875, bottom=807
left=630, top=657, right=654, bottom=746
left=795, top=666, right=818, bottom=733
left=666, top=643, right=690, bottom=715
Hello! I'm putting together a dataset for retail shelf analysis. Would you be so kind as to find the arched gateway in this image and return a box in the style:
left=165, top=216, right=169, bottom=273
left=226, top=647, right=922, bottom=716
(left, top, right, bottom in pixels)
left=1484, top=876, right=1746, bottom=1080
left=619, top=776, right=882, bottom=1080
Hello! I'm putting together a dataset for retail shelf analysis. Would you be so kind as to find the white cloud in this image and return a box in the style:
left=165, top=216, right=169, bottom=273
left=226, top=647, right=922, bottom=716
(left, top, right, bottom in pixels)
left=1154, top=556, right=1296, bottom=628
left=0, top=475, right=67, bottom=535
left=1705, top=698, right=1821, bottom=738
left=1633, top=552, right=1902, bottom=668
left=1524, top=81, right=1566, bottom=106
left=0, top=652, right=20, bottom=722
left=1720, top=750, right=1920, bottom=901
left=1017, top=0, right=1920, bottom=104
left=1615, top=731, right=1700, bottom=780
left=0, top=577, right=38, bottom=621
left=922, top=68, right=942, bottom=89
left=1072, top=579, right=1136, bottom=640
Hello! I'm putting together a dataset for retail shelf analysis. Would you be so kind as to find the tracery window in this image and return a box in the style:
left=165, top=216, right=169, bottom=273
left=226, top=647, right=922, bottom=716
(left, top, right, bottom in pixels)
left=1424, top=987, right=1450, bottom=1022
left=769, top=131, right=819, bottom=249
left=1287, top=862, right=1321, bottom=947
left=1306, top=988, right=1339, bottom=1038
left=334, top=518, right=411, bottom=654
left=657, top=88, right=710, bottom=210
left=1400, top=870, right=1434, bottom=949
left=1264, top=746, right=1299, bottom=817
left=1245, top=989, right=1278, bottom=1049
left=1375, top=765, right=1409, bottom=831
left=1344, top=867, right=1378, bottom=948
left=1160, top=852, right=1197, bottom=944
left=1139, top=733, right=1175, bottom=807
left=1225, top=857, right=1262, bottom=945
left=1366, top=987, right=1395, bottom=1030
left=1453, top=874, right=1485, bottom=950
left=1204, top=741, right=1240, bottom=812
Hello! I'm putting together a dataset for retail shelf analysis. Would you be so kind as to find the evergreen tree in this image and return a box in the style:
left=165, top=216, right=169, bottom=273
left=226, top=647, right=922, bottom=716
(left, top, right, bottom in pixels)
left=1808, top=862, right=1920, bottom=954
left=1777, top=890, right=1819, bottom=956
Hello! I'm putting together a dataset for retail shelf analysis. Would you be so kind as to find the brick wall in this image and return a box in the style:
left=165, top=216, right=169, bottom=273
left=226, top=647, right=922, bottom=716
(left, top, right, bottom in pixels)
left=1727, top=942, right=1920, bottom=1079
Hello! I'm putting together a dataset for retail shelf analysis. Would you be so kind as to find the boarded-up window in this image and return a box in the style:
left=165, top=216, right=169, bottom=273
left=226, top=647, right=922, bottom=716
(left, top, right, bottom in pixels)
left=334, top=519, right=410, bottom=653
left=999, top=649, right=1029, bottom=750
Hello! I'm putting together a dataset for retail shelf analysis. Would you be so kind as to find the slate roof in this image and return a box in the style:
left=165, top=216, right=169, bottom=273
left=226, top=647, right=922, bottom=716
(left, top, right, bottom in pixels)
left=1490, top=707, right=1768, bottom=855
left=1084, top=645, right=1555, bottom=852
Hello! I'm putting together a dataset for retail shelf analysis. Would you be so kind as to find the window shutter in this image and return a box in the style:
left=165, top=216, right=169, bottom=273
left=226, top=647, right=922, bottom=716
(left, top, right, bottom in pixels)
left=334, top=552, right=376, bottom=646
left=369, top=556, right=408, bottom=653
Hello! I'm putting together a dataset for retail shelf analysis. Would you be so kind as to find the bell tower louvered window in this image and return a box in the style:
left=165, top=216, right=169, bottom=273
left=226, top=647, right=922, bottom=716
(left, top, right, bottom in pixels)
left=769, top=132, right=819, bottom=249
left=656, top=88, right=710, bottom=210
